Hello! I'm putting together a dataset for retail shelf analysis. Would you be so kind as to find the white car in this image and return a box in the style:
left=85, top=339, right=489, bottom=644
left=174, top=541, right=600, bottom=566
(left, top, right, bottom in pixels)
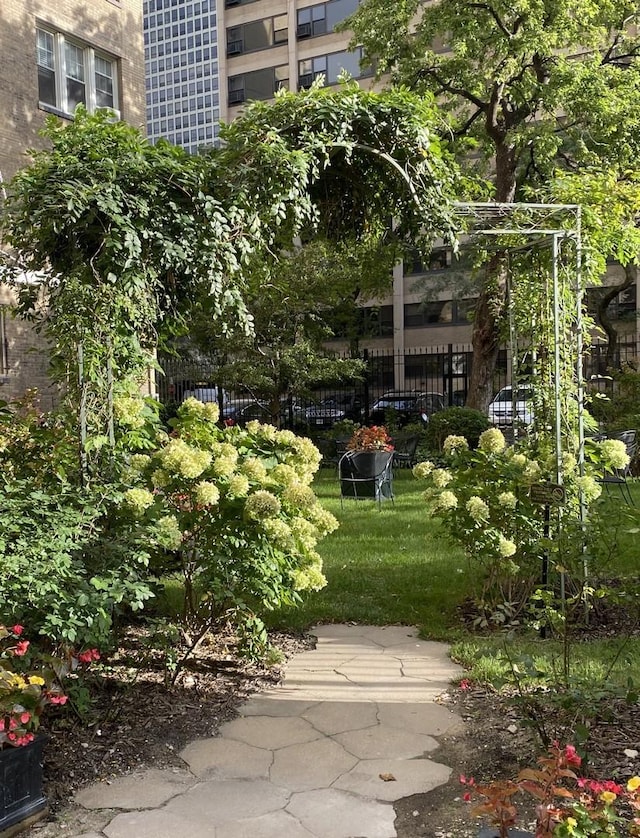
left=488, top=385, right=534, bottom=426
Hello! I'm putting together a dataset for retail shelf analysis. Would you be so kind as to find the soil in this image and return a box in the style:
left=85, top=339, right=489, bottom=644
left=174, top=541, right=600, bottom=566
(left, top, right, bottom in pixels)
left=25, top=625, right=640, bottom=838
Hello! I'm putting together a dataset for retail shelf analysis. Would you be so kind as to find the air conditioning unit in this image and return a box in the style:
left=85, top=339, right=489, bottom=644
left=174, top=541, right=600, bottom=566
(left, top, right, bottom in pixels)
left=226, top=39, right=243, bottom=55
left=228, top=89, right=245, bottom=105
left=296, top=22, right=312, bottom=38
left=298, top=73, right=314, bottom=90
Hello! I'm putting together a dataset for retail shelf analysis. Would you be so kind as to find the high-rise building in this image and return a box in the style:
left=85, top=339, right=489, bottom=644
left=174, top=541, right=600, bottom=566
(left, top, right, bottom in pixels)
left=144, top=0, right=221, bottom=154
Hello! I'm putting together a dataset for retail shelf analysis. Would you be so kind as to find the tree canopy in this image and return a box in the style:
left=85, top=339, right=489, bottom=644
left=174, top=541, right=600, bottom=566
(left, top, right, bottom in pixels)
left=346, top=0, right=640, bottom=407
left=1, top=83, right=458, bottom=402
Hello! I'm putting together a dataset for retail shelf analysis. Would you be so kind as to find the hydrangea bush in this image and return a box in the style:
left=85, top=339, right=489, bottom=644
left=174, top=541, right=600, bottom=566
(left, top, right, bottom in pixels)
left=125, top=398, right=337, bottom=655
left=413, top=429, right=629, bottom=626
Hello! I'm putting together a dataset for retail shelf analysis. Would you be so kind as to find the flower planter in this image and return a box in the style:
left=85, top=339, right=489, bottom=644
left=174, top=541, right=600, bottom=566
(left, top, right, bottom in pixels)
left=478, top=829, right=533, bottom=838
left=339, top=451, right=394, bottom=501
left=0, top=738, right=48, bottom=835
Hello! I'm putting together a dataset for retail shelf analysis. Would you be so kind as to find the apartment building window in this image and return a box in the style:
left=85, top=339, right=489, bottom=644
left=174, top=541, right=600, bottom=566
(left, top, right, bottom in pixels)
left=404, top=248, right=452, bottom=275
left=228, top=65, right=289, bottom=106
left=226, top=15, right=287, bottom=57
left=298, top=47, right=368, bottom=89
left=36, top=28, right=119, bottom=117
left=404, top=299, right=475, bottom=328
left=297, top=0, right=359, bottom=38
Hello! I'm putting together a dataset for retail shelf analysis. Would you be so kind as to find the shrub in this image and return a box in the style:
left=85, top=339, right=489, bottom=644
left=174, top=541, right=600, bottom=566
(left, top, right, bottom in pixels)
left=126, top=398, right=338, bottom=658
left=424, top=407, right=491, bottom=452
left=0, top=480, right=156, bottom=647
left=413, top=429, right=628, bottom=628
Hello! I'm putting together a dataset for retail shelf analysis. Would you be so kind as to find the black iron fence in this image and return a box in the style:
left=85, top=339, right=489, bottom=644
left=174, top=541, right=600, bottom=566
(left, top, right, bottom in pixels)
left=157, top=338, right=639, bottom=426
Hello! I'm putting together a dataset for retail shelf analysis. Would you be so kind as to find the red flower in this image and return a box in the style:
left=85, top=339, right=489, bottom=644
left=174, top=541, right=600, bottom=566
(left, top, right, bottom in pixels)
left=20, top=712, right=31, bottom=724
left=459, top=678, right=472, bottom=691
left=10, top=625, right=24, bottom=636
left=14, top=640, right=29, bottom=656
left=48, top=693, right=68, bottom=705
left=77, top=648, right=100, bottom=664
left=564, top=744, right=582, bottom=768
left=463, top=792, right=472, bottom=802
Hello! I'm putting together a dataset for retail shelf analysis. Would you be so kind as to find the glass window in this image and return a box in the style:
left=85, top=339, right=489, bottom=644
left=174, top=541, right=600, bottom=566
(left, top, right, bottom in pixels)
left=36, top=28, right=119, bottom=116
left=94, top=56, right=114, bottom=108
left=274, top=15, right=288, bottom=43
left=326, top=0, right=359, bottom=29
left=36, top=29, right=56, bottom=106
left=65, top=42, right=86, bottom=111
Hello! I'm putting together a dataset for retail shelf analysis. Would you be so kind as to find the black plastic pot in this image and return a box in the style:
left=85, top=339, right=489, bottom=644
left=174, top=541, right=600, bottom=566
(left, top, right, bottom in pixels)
left=339, top=451, right=394, bottom=501
left=478, top=828, right=533, bottom=838
left=0, top=737, right=48, bottom=833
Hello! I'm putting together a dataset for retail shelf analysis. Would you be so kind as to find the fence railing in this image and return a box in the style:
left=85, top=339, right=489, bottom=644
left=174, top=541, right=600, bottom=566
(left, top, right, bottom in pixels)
left=156, top=338, right=639, bottom=422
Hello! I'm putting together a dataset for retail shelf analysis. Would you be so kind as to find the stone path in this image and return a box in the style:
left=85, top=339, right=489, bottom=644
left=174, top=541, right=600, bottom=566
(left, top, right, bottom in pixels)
left=71, top=625, right=465, bottom=838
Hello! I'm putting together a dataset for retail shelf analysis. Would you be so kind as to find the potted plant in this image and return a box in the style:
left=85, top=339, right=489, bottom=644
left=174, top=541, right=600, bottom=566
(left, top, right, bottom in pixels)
left=340, top=425, right=395, bottom=502
left=347, top=425, right=394, bottom=453
left=462, top=741, right=640, bottom=837
left=0, top=625, right=72, bottom=833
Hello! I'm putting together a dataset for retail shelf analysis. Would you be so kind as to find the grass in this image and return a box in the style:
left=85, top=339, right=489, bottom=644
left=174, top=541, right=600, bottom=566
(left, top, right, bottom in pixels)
left=267, top=468, right=640, bottom=693
left=265, top=468, right=472, bottom=636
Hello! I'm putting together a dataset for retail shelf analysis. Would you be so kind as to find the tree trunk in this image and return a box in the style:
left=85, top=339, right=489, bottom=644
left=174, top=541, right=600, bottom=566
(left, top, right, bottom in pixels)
left=466, top=138, right=517, bottom=411
left=466, top=252, right=509, bottom=410
left=598, top=262, right=636, bottom=370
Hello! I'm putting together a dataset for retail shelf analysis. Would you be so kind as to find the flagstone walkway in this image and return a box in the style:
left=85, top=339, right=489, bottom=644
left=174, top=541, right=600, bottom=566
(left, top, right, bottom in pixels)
left=70, top=624, right=465, bottom=838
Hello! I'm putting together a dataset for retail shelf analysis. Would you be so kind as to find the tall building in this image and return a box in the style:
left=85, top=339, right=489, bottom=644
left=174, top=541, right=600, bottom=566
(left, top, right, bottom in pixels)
left=145, top=2, right=638, bottom=398
left=144, top=0, right=221, bottom=154
left=0, top=0, right=146, bottom=407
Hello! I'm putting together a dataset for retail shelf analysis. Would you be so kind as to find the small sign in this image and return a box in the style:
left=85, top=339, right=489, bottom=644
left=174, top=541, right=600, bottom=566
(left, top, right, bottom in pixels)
left=529, top=483, right=566, bottom=505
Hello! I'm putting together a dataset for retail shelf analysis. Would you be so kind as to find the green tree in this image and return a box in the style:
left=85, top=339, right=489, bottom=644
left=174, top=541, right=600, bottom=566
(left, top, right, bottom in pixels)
left=180, top=236, right=397, bottom=422
left=346, top=0, right=640, bottom=408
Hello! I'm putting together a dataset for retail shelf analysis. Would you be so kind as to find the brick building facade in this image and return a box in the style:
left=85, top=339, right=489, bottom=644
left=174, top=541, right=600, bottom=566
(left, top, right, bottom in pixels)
left=0, top=0, right=145, bottom=407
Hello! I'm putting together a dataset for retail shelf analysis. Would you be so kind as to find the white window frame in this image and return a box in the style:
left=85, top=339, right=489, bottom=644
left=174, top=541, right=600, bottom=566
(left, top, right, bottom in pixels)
left=36, top=26, right=120, bottom=119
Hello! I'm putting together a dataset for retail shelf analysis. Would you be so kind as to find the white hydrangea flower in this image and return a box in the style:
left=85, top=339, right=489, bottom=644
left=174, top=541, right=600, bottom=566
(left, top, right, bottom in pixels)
left=227, top=473, right=250, bottom=498
left=195, top=481, right=220, bottom=507
left=240, top=457, right=268, bottom=483
left=413, top=461, right=435, bottom=479
left=576, top=475, right=602, bottom=503
left=497, top=534, right=517, bottom=558
left=599, top=438, right=630, bottom=471
left=436, top=490, right=458, bottom=511
left=443, top=435, right=469, bottom=455
left=478, top=428, right=506, bottom=454
left=244, top=490, right=281, bottom=520
left=123, top=487, right=155, bottom=514
left=497, top=491, right=517, bottom=509
left=466, top=495, right=489, bottom=521
left=432, top=468, right=453, bottom=488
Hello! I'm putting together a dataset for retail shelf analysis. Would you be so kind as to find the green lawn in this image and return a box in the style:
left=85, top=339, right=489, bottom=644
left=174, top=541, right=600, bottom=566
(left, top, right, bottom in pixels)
left=267, top=468, right=640, bottom=693
left=266, top=467, right=471, bottom=636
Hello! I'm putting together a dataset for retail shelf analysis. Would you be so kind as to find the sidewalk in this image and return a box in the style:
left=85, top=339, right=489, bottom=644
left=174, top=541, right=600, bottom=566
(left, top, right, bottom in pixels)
left=70, top=625, right=465, bottom=838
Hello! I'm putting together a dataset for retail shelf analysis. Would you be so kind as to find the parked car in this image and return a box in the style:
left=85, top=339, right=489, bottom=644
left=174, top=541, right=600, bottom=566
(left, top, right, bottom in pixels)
left=368, top=391, right=445, bottom=427
left=182, top=386, right=227, bottom=404
left=303, top=393, right=365, bottom=430
left=223, top=398, right=311, bottom=430
left=487, top=385, right=534, bottom=426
